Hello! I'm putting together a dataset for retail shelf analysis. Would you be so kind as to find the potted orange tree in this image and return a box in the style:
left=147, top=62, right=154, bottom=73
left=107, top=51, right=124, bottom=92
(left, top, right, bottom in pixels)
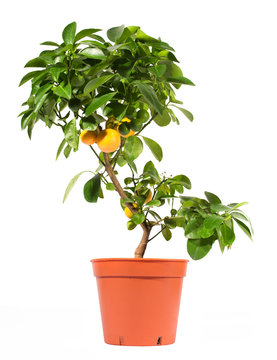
left=18, top=22, right=253, bottom=346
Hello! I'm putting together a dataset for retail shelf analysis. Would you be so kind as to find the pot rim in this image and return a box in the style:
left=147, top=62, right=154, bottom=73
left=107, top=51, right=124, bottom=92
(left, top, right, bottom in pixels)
left=91, top=258, right=189, bottom=263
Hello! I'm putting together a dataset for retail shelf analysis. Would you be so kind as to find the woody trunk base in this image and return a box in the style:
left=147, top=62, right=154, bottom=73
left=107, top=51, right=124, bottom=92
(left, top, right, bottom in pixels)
left=91, top=258, right=189, bottom=346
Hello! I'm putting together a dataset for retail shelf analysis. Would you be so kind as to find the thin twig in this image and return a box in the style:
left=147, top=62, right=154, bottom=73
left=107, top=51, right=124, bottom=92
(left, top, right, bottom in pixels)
left=89, top=145, right=105, bottom=166
left=148, top=225, right=166, bottom=242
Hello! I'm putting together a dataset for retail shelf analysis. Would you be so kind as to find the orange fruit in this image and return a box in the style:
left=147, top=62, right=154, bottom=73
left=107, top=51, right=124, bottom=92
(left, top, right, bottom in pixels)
left=145, top=190, right=153, bottom=204
left=116, top=117, right=135, bottom=138
left=124, top=204, right=138, bottom=218
left=96, top=129, right=121, bottom=153
left=80, top=130, right=98, bottom=145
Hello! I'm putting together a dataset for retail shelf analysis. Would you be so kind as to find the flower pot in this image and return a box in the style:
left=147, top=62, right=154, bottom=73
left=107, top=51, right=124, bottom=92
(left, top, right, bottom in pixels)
left=91, top=258, right=188, bottom=346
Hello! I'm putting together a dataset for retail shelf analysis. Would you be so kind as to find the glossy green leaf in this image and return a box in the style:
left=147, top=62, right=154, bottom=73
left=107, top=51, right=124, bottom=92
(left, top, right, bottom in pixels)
left=127, top=220, right=137, bottom=230
left=229, top=202, right=248, bottom=211
left=234, top=218, right=253, bottom=240
left=83, top=173, right=101, bottom=203
left=132, top=212, right=145, bottom=225
left=106, top=183, right=116, bottom=191
left=80, top=47, right=106, bottom=60
left=210, top=203, right=231, bottom=212
left=24, top=58, right=47, bottom=68
left=142, top=136, right=163, bottom=161
left=164, top=218, right=176, bottom=229
left=53, top=82, right=71, bottom=100
left=107, top=25, right=125, bottom=42
left=162, top=227, right=172, bottom=241
left=171, top=175, right=191, bottom=189
left=185, top=214, right=204, bottom=239
left=172, top=105, right=194, bottom=122
left=167, top=76, right=195, bottom=86
left=63, top=144, right=72, bottom=158
left=205, top=191, right=221, bottom=204
left=40, top=41, right=59, bottom=46
left=62, top=22, right=77, bottom=45
left=34, top=84, right=52, bottom=105
left=135, top=82, right=164, bottom=115
left=187, top=237, right=214, bottom=260
left=75, top=28, right=101, bottom=42
left=34, top=93, right=48, bottom=113
left=80, top=116, right=98, bottom=131
left=124, top=136, right=143, bottom=161
left=83, top=75, right=114, bottom=95
left=143, top=161, right=160, bottom=182
left=56, top=138, right=66, bottom=160
left=63, top=171, right=92, bottom=203
left=220, top=222, right=235, bottom=246
left=85, top=92, right=117, bottom=116
left=145, top=200, right=161, bottom=207
left=148, top=64, right=166, bottom=77
left=136, top=29, right=158, bottom=42
left=64, top=119, right=78, bottom=150
left=153, top=109, right=171, bottom=126
left=19, top=70, right=41, bottom=86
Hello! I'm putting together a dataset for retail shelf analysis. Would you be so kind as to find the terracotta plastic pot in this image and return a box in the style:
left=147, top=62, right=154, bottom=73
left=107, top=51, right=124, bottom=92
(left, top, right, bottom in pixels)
left=91, top=258, right=188, bottom=346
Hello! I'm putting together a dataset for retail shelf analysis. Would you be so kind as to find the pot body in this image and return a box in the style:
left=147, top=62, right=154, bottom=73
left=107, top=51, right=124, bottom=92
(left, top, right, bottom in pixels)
left=91, top=258, right=188, bottom=346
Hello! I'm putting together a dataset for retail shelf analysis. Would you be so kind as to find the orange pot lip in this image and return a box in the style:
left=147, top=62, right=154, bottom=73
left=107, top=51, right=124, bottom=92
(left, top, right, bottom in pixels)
left=91, top=258, right=189, bottom=263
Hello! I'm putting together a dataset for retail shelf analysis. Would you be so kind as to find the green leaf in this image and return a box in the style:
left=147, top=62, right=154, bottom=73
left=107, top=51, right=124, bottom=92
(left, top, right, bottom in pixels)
left=124, top=136, right=143, bottom=161
left=143, top=161, right=160, bottom=182
left=107, top=25, right=125, bottom=42
left=49, top=63, right=67, bottom=82
left=164, top=218, right=176, bottom=229
left=142, top=136, right=163, bottom=161
left=205, top=191, right=221, bottom=204
left=56, top=138, right=66, bottom=160
left=162, top=227, right=172, bottom=241
left=80, top=116, right=98, bottom=131
left=231, top=211, right=253, bottom=233
left=171, top=175, right=191, bottom=189
left=75, top=28, right=101, bottom=42
left=19, top=70, right=41, bottom=86
left=148, top=64, right=166, bottom=77
left=158, top=60, right=183, bottom=89
left=144, top=200, right=161, bottom=207
left=64, top=119, right=79, bottom=150
left=63, top=144, right=72, bottom=158
left=24, top=58, right=47, bottom=68
left=63, top=171, right=92, bottom=203
left=187, top=237, right=214, bottom=260
left=167, top=76, right=195, bottom=86
left=83, top=75, right=114, bottom=95
left=234, top=218, right=253, bottom=240
left=135, top=82, right=164, bottom=115
left=106, top=183, right=116, bottom=191
left=34, top=93, right=48, bottom=113
left=80, top=47, right=106, bottom=60
left=53, top=82, right=71, bottom=100
left=203, top=214, right=224, bottom=230
left=35, top=84, right=52, bottom=105
left=210, top=203, right=231, bottom=212
left=220, top=222, right=235, bottom=246
left=132, top=212, right=146, bottom=225
left=83, top=173, right=101, bottom=203
left=40, top=41, right=59, bottom=46
left=85, top=92, right=117, bottom=116
left=21, top=112, right=36, bottom=130
left=62, top=21, right=77, bottom=45
left=185, top=214, right=204, bottom=239
left=229, top=202, right=248, bottom=211
left=136, top=29, right=158, bottom=42
left=153, top=109, right=171, bottom=126
left=172, top=105, right=193, bottom=122
left=127, top=220, right=137, bottom=230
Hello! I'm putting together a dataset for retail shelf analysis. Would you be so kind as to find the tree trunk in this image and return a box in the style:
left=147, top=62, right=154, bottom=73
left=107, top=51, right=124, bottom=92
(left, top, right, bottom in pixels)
left=103, top=152, right=151, bottom=258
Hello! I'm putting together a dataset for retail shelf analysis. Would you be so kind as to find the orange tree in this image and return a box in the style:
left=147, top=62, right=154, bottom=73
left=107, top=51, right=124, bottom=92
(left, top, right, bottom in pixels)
left=18, top=22, right=253, bottom=259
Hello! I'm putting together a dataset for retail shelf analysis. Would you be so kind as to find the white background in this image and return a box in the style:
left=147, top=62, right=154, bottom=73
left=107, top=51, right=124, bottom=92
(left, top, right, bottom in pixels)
left=0, top=0, right=276, bottom=359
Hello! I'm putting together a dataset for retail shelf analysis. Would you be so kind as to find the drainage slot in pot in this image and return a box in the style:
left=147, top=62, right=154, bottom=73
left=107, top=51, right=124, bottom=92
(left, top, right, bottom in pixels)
left=119, top=336, right=124, bottom=345
left=157, top=336, right=162, bottom=345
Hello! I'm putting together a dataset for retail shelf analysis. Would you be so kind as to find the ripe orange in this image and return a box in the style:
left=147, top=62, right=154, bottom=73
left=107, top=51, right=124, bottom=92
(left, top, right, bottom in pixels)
left=80, top=130, right=98, bottom=145
left=96, top=129, right=121, bottom=153
left=145, top=190, right=153, bottom=204
left=124, top=204, right=138, bottom=218
left=116, top=117, right=135, bottom=138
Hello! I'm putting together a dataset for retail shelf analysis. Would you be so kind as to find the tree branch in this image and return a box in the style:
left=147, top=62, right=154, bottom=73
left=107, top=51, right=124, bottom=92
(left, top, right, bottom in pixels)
left=103, top=152, right=152, bottom=258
